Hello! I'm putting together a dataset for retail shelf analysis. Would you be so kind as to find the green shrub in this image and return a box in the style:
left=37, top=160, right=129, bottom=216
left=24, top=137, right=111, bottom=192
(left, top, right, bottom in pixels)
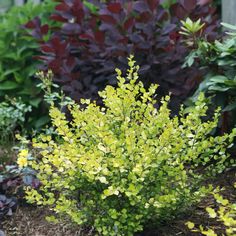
left=187, top=183, right=236, bottom=236
left=182, top=20, right=236, bottom=132
left=0, top=0, right=56, bottom=130
left=24, top=56, right=236, bottom=235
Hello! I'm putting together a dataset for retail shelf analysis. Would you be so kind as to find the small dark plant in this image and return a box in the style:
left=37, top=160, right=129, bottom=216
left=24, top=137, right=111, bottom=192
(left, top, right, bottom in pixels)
left=0, top=195, right=17, bottom=220
left=0, top=153, right=39, bottom=219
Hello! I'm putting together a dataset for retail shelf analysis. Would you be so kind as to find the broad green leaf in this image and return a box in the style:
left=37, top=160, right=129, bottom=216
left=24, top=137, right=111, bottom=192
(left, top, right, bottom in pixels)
left=0, top=80, right=18, bottom=90
left=208, top=85, right=230, bottom=92
left=34, top=115, right=50, bottom=129
left=221, top=22, right=236, bottom=31
left=29, top=98, right=42, bottom=108
left=209, top=75, right=228, bottom=83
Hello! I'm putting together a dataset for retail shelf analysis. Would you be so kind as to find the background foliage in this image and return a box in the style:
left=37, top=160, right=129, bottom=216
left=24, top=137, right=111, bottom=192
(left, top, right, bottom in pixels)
left=0, top=0, right=56, bottom=130
left=183, top=22, right=236, bottom=133
left=25, top=0, right=220, bottom=112
left=0, top=98, right=31, bottom=144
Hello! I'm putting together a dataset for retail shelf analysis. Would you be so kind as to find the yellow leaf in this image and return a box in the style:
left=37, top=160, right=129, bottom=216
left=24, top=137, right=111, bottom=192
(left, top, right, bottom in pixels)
left=186, top=221, right=195, bottom=229
left=206, top=207, right=217, bottom=218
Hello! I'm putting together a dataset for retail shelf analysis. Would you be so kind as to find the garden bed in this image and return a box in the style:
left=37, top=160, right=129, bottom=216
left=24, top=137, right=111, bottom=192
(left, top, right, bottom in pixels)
left=0, top=1, right=236, bottom=235
left=1, top=168, right=235, bottom=236
left=0, top=206, right=89, bottom=236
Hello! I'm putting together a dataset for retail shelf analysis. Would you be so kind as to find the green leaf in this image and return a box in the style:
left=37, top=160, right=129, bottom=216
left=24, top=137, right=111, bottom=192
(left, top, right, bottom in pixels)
left=45, top=215, right=59, bottom=223
left=29, top=98, right=42, bottom=108
left=183, top=51, right=197, bottom=67
left=208, top=85, right=230, bottom=92
left=34, top=115, right=50, bottom=129
left=209, top=75, right=228, bottom=83
left=0, top=81, right=19, bottom=90
left=84, top=1, right=98, bottom=13
left=221, top=22, right=236, bottom=31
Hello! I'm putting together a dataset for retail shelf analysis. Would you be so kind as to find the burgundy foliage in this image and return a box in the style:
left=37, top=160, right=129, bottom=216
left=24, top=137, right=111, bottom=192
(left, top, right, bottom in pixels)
left=25, top=0, right=220, bottom=111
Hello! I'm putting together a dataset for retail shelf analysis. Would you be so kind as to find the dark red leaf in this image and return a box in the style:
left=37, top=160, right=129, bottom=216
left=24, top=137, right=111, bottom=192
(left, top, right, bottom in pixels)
left=25, top=20, right=35, bottom=29
left=147, top=0, right=159, bottom=12
left=66, top=56, right=76, bottom=68
left=94, top=31, right=105, bottom=44
left=74, top=9, right=85, bottom=23
left=25, top=17, right=41, bottom=29
left=51, top=36, right=62, bottom=49
left=107, top=3, right=122, bottom=14
left=50, top=14, right=67, bottom=22
left=124, top=17, right=135, bottom=31
left=136, top=12, right=152, bottom=23
left=100, top=15, right=117, bottom=24
left=180, top=0, right=197, bottom=11
left=55, top=3, right=70, bottom=12
left=34, top=55, right=48, bottom=61
left=73, top=0, right=83, bottom=10
left=49, top=59, right=62, bottom=73
left=89, top=16, right=97, bottom=29
left=169, top=31, right=180, bottom=41
left=170, top=3, right=187, bottom=19
left=40, top=24, right=49, bottom=35
left=41, top=45, right=54, bottom=53
left=79, top=33, right=94, bottom=41
left=118, top=37, right=129, bottom=45
left=49, top=37, right=68, bottom=57
left=58, top=42, right=69, bottom=56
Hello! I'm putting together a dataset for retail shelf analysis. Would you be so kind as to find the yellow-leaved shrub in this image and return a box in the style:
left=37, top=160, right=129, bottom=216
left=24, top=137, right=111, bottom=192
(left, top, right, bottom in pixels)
left=24, top=56, right=236, bottom=235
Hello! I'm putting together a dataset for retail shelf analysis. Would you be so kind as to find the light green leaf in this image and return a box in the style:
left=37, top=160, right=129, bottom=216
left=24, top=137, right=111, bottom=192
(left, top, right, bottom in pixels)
left=206, top=207, right=217, bottom=218
left=186, top=221, right=195, bottom=229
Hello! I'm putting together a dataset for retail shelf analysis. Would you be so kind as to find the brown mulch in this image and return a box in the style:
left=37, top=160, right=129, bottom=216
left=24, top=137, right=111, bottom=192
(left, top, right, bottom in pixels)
left=0, top=169, right=235, bottom=236
left=0, top=206, right=91, bottom=236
